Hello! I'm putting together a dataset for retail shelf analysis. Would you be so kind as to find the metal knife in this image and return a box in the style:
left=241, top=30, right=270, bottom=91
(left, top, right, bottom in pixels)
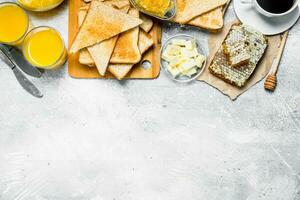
left=0, top=44, right=43, bottom=78
left=0, top=47, right=43, bottom=98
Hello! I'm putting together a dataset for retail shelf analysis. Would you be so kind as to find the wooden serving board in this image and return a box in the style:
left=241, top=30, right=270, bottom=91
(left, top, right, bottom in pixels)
left=68, top=0, right=161, bottom=79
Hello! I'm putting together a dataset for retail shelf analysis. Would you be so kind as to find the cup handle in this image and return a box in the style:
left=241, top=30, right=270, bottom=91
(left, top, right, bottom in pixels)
left=241, top=0, right=252, bottom=3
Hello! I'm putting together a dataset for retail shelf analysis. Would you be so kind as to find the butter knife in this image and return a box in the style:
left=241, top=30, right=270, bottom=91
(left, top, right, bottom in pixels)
left=0, top=44, right=43, bottom=78
left=0, top=47, right=43, bottom=98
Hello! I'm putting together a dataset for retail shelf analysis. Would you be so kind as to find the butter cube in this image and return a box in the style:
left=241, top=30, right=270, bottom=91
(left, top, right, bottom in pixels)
left=171, top=39, right=188, bottom=46
left=165, top=45, right=181, bottom=56
left=183, top=67, right=197, bottom=77
left=180, top=59, right=197, bottom=72
left=166, top=64, right=181, bottom=78
left=195, top=55, right=206, bottom=68
left=181, top=48, right=199, bottom=58
left=169, top=57, right=186, bottom=68
left=185, top=40, right=197, bottom=50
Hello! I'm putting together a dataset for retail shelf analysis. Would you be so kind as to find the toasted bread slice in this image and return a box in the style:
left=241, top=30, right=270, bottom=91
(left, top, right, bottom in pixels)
left=186, top=0, right=230, bottom=31
left=79, top=5, right=89, bottom=11
left=77, top=7, right=93, bottom=67
left=78, top=5, right=130, bottom=74
left=173, top=0, right=227, bottom=24
left=78, top=50, right=94, bottom=67
left=87, top=4, right=130, bottom=75
left=69, top=0, right=142, bottom=53
left=109, top=8, right=141, bottom=64
left=108, top=64, right=132, bottom=80
left=77, top=5, right=119, bottom=67
left=78, top=7, right=94, bottom=67
left=108, top=30, right=154, bottom=80
left=87, top=37, right=119, bottom=75
left=106, top=0, right=130, bottom=9
left=187, top=6, right=224, bottom=31
left=84, top=0, right=130, bottom=8
left=140, top=14, right=154, bottom=32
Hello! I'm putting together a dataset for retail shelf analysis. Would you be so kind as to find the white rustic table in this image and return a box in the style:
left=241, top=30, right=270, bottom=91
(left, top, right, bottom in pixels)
left=1, top=1, right=300, bottom=199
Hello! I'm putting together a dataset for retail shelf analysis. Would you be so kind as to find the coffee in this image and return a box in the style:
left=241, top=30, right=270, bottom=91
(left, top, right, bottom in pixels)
left=257, top=0, right=294, bottom=14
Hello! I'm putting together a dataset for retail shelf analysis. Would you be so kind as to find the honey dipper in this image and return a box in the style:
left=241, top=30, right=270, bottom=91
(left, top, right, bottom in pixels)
left=264, top=31, right=289, bottom=91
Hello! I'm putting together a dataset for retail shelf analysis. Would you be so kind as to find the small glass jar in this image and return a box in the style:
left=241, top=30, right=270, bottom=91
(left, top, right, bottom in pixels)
left=129, top=0, right=177, bottom=20
left=17, top=0, right=65, bottom=12
left=160, top=34, right=207, bottom=83
left=22, top=26, right=67, bottom=69
left=0, top=2, right=31, bottom=46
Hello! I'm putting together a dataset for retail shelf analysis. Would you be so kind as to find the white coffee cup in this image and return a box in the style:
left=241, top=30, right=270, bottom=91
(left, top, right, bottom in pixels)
left=241, top=0, right=299, bottom=17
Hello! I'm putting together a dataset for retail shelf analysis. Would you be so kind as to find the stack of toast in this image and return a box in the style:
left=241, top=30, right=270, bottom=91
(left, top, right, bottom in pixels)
left=209, top=24, right=268, bottom=87
left=69, top=0, right=155, bottom=80
left=172, top=0, right=231, bottom=32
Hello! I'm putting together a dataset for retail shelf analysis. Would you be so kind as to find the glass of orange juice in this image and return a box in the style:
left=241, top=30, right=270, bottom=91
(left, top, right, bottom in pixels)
left=0, top=2, right=30, bottom=46
left=22, top=26, right=67, bottom=69
left=17, top=0, right=65, bottom=12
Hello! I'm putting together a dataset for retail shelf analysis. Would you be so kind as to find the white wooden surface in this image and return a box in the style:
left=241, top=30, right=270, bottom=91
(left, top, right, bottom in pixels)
left=1, top=1, right=300, bottom=200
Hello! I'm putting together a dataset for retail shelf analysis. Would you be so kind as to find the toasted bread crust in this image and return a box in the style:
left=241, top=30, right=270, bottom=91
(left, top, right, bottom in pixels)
left=70, top=0, right=142, bottom=53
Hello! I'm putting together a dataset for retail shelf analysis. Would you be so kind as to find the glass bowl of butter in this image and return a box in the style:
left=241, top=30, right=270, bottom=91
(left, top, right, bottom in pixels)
left=160, top=34, right=207, bottom=83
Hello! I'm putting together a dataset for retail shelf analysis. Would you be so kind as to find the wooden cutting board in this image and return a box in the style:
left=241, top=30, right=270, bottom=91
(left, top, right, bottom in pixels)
left=68, top=0, right=161, bottom=79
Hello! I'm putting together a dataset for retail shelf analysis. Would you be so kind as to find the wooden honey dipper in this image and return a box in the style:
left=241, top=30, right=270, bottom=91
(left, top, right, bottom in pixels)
left=264, top=31, right=289, bottom=91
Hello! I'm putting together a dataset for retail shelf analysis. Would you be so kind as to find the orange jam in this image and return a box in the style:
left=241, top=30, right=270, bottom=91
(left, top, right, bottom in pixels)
left=135, top=0, right=172, bottom=17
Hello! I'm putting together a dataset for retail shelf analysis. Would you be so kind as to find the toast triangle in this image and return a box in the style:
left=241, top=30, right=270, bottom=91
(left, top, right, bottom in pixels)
left=70, top=0, right=142, bottom=53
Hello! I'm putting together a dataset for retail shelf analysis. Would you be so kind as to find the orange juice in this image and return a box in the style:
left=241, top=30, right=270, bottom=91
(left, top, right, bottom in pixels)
left=0, top=2, right=29, bottom=45
left=17, top=0, right=65, bottom=12
left=23, top=27, right=67, bottom=69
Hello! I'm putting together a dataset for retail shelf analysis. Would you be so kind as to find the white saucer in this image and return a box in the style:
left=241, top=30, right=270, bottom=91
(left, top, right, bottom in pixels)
left=233, top=0, right=300, bottom=35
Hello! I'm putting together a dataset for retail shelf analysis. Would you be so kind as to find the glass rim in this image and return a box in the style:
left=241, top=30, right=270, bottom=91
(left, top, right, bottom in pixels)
left=0, top=2, right=30, bottom=45
left=22, top=26, right=66, bottom=68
